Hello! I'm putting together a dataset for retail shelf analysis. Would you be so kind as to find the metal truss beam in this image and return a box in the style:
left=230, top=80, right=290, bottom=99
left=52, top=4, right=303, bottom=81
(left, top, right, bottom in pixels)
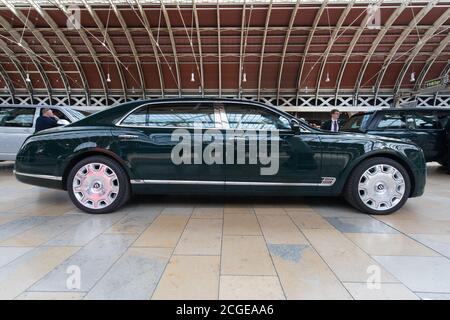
left=135, top=0, right=165, bottom=97
left=295, top=0, right=328, bottom=100
left=193, top=1, right=205, bottom=96
left=354, top=0, right=409, bottom=102
left=1, top=0, right=69, bottom=102
left=315, top=0, right=355, bottom=102
left=160, top=0, right=182, bottom=97
left=28, top=0, right=90, bottom=103
left=257, top=0, right=272, bottom=100
left=217, top=0, right=222, bottom=97
left=373, top=0, right=438, bottom=103
left=393, top=8, right=450, bottom=97
left=82, top=0, right=128, bottom=101
left=109, top=0, right=146, bottom=99
left=0, top=38, right=32, bottom=100
left=276, top=0, right=300, bottom=101
left=238, top=0, right=247, bottom=99
left=54, top=0, right=108, bottom=103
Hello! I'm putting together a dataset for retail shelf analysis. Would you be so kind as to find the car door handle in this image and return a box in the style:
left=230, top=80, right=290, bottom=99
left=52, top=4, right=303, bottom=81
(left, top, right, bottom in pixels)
left=118, top=134, right=139, bottom=140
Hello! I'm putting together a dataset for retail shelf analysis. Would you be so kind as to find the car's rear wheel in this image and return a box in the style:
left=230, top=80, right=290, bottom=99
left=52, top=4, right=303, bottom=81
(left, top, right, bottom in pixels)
left=67, top=156, right=130, bottom=214
left=344, top=157, right=411, bottom=215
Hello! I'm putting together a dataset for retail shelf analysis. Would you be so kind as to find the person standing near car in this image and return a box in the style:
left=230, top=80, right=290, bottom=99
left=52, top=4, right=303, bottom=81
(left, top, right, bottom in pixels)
left=321, top=109, right=343, bottom=132
left=35, top=108, right=59, bottom=133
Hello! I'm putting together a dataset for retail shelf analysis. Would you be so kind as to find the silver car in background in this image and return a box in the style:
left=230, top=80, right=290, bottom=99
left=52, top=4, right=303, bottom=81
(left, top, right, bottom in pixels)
left=0, top=105, right=87, bottom=161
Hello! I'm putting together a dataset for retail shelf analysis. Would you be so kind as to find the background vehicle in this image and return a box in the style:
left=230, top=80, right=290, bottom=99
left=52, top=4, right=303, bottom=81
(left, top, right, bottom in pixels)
left=342, top=107, right=450, bottom=166
left=14, top=99, right=426, bottom=215
left=0, top=105, right=86, bottom=161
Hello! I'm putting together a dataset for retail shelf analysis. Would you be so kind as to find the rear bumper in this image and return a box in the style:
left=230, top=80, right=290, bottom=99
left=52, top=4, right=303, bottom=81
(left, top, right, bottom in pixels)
left=14, top=170, right=63, bottom=190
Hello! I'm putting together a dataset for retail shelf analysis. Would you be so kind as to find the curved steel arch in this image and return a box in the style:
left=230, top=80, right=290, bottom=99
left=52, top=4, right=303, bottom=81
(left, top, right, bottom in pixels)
left=28, top=0, right=90, bottom=104
left=276, top=0, right=300, bottom=102
left=54, top=0, right=108, bottom=103
left=257, top=0, right=272, bottom=100
left=335, top=0, right=384, bottom=105
left=393, top=8, right=450, bottom=97
left=134, top=0, right=165, bottom=97
left=82, top=0, right=128, bottom=101
left=217, top=0, right=222, bottom=97
left=315, top=0, right=355, bottom=102
left=109, top=0, right=146, bottom=99
left=2, top=0, right=69, bottom=102
left=160, top=0, right=182, bottom=97
left=373, top=0, right=438, bottom=102
left=193, top=1, right=204, bottom=97
left=354, top=1, right=409, bottom=102
left=0, top=15, right=49, bottom=101
left=0, top=38, right=33, bottom=100
left=294, top=0, right=328, bottom=100
left=238, top=0, right=247, bottom=99
left=414, top=32, right=450, bottom=91
left=0, top=61, right=15, bottom=101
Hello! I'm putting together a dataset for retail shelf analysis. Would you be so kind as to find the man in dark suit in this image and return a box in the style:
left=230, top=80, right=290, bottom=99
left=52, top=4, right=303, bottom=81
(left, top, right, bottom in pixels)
left=35, top=108, right=59, bottom=133
left=321, top=109, right=343, bottom=132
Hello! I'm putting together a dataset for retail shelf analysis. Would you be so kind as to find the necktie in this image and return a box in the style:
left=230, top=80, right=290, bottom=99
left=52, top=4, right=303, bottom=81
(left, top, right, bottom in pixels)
left=332, top=121, right=337, bottom=132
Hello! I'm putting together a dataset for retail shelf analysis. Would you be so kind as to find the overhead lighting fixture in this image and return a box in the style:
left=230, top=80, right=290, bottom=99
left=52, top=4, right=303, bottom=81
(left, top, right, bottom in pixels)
left=190, top=72, right=195, bottom=82
left=242, top=72, right=247, bottom=83
left=107, top=73, right=111, bottom=82
left=410, top=72, right=416, bottom=83
left=325, top=72, right=330, bottom=83
left=305, top=86, right=308, bottom=93
left=25, top=73, right=31, bottom=82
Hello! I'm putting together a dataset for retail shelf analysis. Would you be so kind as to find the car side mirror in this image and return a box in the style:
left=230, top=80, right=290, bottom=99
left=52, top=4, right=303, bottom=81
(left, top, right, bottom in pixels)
left=290, top=120, right=300, bottom=133
left=57, top=119, right=70, bottom=126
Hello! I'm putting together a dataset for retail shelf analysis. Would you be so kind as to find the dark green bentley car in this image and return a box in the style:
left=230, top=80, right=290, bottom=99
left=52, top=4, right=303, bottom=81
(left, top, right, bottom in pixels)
left=15, top=98, right=426, bottom=215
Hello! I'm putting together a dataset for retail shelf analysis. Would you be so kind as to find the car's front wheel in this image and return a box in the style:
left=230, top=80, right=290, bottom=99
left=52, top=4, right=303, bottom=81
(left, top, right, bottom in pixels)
left=67, top=156, right=130, bottom=214
left=344, top=157, right=411, bottom=215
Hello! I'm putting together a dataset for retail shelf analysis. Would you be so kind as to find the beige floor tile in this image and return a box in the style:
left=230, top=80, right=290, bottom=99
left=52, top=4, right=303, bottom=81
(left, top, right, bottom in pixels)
left=15, top=291, right=85, bottom=300
left=221, top=235, right=276, bottom=276
left=257, top=214, right=308, bottom=244
left=192, top=206, right=224, bottom=219
left=288, top=212, right=334, bottom=230
left=11, top=203, right=73, bottom=216
left=133, top=214, right=189, bottom=248
left=152, top=255, right=220, bottom=300
left=343, top=282, right=419, bottom=300
left=375, top=217, right=450, bottom=234
left=223, top=214, right=261, bottom=236
left=0, top=246, right=79, bottom=300
left=224, top=206, right=254, bottom=214
left=0, top=215, right=20, bottom=226
left=345, top=233, right=439, bottom=257
left=219, top=276, right=285, bottom=300
left=269, top=244, right=352, bottom=299
left=254, top=207, right=286, bottom=215
left=160, top=206, right=193, bottom=215
left=174, top=219, right=222, bottom=255
left=303, top=229, right=398, bottom=283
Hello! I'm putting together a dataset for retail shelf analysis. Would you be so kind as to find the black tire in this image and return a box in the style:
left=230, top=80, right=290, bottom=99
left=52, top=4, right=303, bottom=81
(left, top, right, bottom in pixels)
left=344, top=157, right=411, bottom=215
left=67, top=156, right=130, bottom=214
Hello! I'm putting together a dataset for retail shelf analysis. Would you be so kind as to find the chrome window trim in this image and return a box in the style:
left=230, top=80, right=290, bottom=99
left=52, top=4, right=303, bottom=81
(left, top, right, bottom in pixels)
left=14, top=170, right=62, bottom=181
left=115, top=100, right=295, bottom=131
left=130, top=177, right=336, bottom=187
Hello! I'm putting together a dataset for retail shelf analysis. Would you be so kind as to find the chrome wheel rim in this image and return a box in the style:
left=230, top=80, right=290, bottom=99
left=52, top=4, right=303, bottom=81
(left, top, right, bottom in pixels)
left=358, top=164, right=405, bottom=211
left=72, top=163, right=120, bottom=209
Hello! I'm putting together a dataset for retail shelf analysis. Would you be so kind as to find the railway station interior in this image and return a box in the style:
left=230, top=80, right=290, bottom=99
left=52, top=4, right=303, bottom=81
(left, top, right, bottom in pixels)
left=0, top=0, right=449, bottom=301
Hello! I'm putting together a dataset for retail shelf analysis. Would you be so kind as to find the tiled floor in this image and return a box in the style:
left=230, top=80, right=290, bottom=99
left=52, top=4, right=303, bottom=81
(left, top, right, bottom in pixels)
left=0, top=161, right=449, bottom=300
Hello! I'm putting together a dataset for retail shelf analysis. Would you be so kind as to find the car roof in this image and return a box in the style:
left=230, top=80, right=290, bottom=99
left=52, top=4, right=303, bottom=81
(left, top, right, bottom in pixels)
left=351, top=107, right=450, bottom=116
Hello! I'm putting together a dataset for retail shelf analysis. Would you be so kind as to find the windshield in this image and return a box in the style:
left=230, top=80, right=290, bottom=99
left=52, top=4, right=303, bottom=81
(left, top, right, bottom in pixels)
left=66, top=108, right=87, bottom=120
left=342, top=113, right=373, bottom=132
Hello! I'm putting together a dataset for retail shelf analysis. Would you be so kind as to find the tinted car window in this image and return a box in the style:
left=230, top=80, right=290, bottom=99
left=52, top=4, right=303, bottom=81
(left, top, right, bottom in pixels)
left=0, top=107, right=35, bottom=128
left=413, top=112, right=441, bottom=130
left=342, top=113, right=372, bottom=131
left=376, top=113, right=406, bottom=129
left=224, top=104, right=291, bottom=130
left=121, top=103, right=215, bottom=128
